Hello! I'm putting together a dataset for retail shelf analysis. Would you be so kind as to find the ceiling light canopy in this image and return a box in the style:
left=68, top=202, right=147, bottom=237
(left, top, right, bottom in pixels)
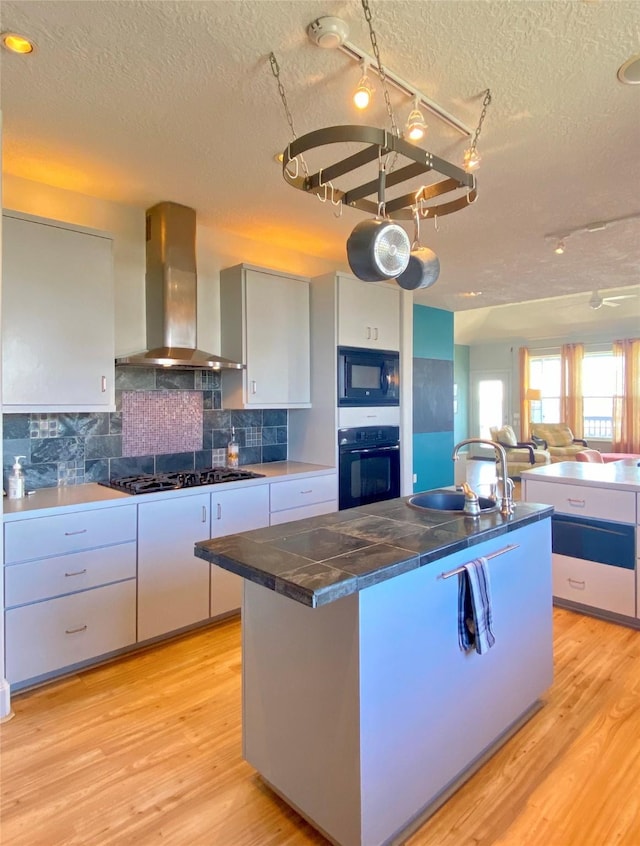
left=1, top=32, right=35, bottom=54
left=617, top=53, right=640, bottom=85
left=307, top=16, right=350, bottom=49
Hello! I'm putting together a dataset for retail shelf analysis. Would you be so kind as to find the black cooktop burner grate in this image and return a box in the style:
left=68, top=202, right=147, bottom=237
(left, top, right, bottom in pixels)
left=100, top=467, right=265, bottom=495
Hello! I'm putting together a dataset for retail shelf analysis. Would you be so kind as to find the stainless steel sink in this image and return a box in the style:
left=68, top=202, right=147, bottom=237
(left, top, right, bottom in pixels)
left=408, top=490, right=498, bottom=514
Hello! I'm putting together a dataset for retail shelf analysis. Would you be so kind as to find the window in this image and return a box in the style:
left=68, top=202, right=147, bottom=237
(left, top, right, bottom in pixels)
left=528, top=350, right=615, bottom=438
left=529, top=355, right=560, bottom=423
left=582, top=352, right=615, bottom=439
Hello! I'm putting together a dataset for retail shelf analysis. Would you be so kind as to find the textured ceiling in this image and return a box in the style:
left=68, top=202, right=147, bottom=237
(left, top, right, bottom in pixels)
left=1, top=0, right=639, bottom=339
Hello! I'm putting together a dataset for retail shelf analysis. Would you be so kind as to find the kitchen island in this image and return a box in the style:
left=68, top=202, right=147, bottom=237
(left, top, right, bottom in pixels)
left=195, top=495, right=554, bottom=846
left=522, top=459, right=640, bottom=627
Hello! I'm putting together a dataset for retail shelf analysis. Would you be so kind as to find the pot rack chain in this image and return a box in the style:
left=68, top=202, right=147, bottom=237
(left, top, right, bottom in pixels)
left=361, top=0, right=399, bottom=141
left=468, top=88, right=492, bottom=161
left=268, top=52, right=309, bottom=178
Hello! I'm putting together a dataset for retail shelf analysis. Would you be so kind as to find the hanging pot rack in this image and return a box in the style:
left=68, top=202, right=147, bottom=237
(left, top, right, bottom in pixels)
left=282, top=125, right=477, bottom=221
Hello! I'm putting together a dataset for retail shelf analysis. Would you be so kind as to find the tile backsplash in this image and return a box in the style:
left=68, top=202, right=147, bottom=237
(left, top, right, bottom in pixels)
left=2, top=367, right=288, bottom=491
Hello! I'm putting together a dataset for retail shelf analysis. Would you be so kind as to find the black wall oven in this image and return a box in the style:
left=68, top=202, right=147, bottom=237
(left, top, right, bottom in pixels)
left=338, top=346, right=399, bottom=406
left=338, top=426, right=401, bottom=510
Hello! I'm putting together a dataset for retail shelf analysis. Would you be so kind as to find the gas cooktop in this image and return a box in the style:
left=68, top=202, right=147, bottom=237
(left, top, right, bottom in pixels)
left=100, top=467, right=265, bottom=495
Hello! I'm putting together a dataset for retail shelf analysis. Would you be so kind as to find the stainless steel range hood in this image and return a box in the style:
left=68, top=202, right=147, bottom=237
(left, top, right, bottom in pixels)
left=116, top=201, right=243, bottom=370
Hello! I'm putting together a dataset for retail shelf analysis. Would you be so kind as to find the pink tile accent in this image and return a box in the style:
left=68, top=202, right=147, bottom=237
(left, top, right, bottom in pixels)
left=122, top=391, right=203, bottom=457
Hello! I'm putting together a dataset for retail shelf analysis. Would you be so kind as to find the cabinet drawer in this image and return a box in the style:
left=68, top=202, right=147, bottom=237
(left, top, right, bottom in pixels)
left=5, top=579, right=136, bottom=685
left=525, top=480, right=635, bottom=524
left=4, top=504, right=137, bottom=563
left=270, top=499, right=338, bottom=526
left=270, top=474, right=337, bottom=513
left=553, top=553, right=636, bottom=617
left=5, top=541, right=136, bottom=607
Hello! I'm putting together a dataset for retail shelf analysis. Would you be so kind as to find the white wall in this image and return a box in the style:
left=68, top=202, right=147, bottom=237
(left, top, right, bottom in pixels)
left=2, top=175, right=341, bottom=358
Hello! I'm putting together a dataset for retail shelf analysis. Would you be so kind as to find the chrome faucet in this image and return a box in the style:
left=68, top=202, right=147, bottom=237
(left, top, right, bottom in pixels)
left=452, top=438, right=515, bottom=517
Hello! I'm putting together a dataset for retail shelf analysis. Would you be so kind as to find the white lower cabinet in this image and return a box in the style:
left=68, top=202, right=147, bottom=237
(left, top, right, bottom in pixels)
left=137, top=493, right=212, bottom=641
left=524, top=478, right=637, bottom=620
left=209, top=486, right=270, bottom=617
left=269, top=473, right=337, bottom=526
left=553, top=554, right=635, bottom=618
left=6, top=581, right=136, bottom=685
left=3, top=503, right=137, bottom=687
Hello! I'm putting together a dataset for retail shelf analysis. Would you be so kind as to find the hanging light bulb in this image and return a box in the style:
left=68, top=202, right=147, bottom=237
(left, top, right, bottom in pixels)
left=463, top=147, right=481, bottom=172
left=353, top=61, right=373, bottom=109
left=554, top=240, right=566, bottom=255
left=406, top=98, right=427, bottom=142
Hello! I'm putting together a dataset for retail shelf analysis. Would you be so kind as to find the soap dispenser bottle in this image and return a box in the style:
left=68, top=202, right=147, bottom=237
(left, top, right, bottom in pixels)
left=7, top=455, right=26, bottom=500
left=227, top=428, right=239, bottom=469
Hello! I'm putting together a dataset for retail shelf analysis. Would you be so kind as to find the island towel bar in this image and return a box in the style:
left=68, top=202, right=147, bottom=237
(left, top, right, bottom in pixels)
left=440, top=543, right=520, bottom=579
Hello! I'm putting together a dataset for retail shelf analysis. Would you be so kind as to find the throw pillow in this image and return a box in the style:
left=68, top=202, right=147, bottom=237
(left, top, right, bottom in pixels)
left=497, top=425, right=518, bottom=446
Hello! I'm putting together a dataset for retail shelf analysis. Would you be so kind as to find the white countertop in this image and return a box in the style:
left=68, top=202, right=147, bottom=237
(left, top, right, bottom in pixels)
left=2, top=461, right=336, bottom=521
left=521, top=458, right=640, bottom=492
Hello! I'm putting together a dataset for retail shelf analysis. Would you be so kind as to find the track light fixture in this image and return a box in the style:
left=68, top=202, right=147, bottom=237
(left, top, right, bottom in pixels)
left=353, top=60, right=373, bottom=109
left=405, top=98, right=427, bottom=142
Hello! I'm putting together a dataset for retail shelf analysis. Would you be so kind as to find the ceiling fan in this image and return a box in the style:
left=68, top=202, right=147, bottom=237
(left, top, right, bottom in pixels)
left=588, top=290, right=638, bottom=310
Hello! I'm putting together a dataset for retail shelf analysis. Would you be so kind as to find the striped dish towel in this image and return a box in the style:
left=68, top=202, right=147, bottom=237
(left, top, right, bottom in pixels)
left=458, top=557, right=496, bottom=655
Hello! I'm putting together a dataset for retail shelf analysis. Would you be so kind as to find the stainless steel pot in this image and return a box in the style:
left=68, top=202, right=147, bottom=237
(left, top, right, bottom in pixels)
left=347, top=218, right=411, bottom=282
left=396, top=245, right=440, bottom=290
left=395, top=208, right=440, bottom=290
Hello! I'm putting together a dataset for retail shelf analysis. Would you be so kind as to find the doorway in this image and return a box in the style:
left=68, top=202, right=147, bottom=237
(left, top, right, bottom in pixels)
left=470, top=370, right=511, bottom=440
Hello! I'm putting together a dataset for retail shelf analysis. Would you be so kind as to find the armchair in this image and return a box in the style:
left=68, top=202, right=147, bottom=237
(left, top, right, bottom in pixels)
left=529, top=423, right=588, bottom=463
left=489, top=425, right=551, bottom=478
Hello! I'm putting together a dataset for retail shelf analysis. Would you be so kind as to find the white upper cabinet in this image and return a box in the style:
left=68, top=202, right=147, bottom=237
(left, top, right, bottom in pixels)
left=337, top=274, right=400, bottom=351
left=2, top=211, right=115, bottom=411
left=220, top=264, right=311, bottom=408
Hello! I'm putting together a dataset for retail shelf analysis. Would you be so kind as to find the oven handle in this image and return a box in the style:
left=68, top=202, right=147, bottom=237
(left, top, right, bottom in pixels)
left=341, top=444, right=400, bottom=455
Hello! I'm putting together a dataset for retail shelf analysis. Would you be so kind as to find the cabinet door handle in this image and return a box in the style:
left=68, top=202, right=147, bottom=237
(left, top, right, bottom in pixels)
left=567, top=578, right=586, bottom=590
left=64, top=529, right=87, bottom=536
left=250, top=380, right=257, bottom=395
left=101, top=376, right=107, bottom=393
left=65, top=569, right=87, bottom=577
left=65, top=625, right=88, bottom=635
left=300, top=489, right=312, bottom=495
left=567, top=498, right=586, bottom=508
left=366, top=326, right=372, bottom=339
left=216, top=503, right=222, bottom=520
left=373, top=327, right=379, bottom=340
left=202, top=506, right=207, bottom=523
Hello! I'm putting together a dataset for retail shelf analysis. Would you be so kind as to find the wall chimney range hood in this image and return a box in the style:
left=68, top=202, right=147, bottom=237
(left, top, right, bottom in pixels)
left=116, top=201, right=243, bottom=370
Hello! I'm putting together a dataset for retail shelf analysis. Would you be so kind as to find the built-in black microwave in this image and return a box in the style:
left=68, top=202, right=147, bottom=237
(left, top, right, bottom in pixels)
left=338, top=346, right=400, bottom=406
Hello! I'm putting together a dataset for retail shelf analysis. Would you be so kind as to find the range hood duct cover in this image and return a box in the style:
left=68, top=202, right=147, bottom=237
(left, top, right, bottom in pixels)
left=116, top=201, right=243, bottom=370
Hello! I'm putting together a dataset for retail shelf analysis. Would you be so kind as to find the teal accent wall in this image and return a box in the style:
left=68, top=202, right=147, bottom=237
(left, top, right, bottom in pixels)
left=454, top=344, right=470, bottom=444
left=413, top=305, right=454, bottom=492
left=413, top=306, right=453, bottom=359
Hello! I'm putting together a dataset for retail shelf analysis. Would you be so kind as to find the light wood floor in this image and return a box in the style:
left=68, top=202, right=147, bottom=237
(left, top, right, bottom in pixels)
left=2, top=607, right=640, bottom=846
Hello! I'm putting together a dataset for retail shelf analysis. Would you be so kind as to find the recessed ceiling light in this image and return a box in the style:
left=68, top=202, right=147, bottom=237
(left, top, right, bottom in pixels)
left=273, top=152, right=284, bottom=164
left=617, top=53, right=640, bottom=85
left=1, top=31, right=35, bottom=54
left=459, top=291, right=483, bottom=298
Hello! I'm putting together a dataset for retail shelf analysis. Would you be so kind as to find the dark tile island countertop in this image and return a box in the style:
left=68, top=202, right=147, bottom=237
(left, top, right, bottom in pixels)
left=195, top=495, right=553, bottom=608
